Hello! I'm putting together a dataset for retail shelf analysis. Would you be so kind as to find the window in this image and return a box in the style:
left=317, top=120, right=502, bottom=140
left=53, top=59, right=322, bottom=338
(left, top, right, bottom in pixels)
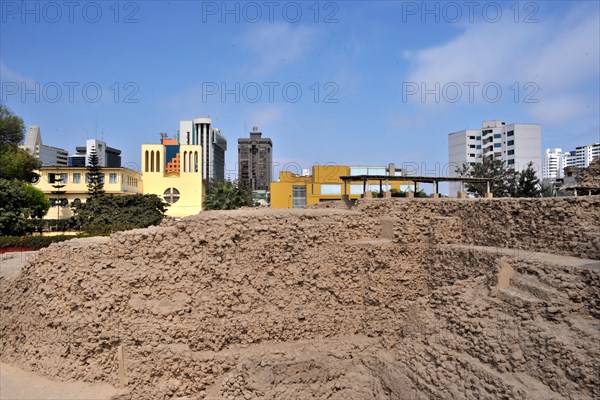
left=468, top=136, right=475, bottom=140
left=507, top=140, right=515, bottom=146
left=109, top=173, right=117, bottom=184
left=469, top=153, right=476, bottom=158
left=73, top=198, right=82, bottom=206
left=476, top=145, right=481, bottom=149
left=507, top=159, right=515, bottom=165
left=320, top=184, right=341, bottom=195
left=73, top=173, right=81, bottom=184
left=350, top=184, right=364, bottom=195
left=494, top=134, right=501, bottom=139
left=508, top=150, right=515, bottom=155
left=368, top=184, right=391, bottom=192
left=163, top=188, right=180, bottom=204
left=86, top=173, right=104, bottom=184
left=494, top=143, right=501, bottom=148
left=469, top=145, right=476, bottom=148
left=292, top=186, right=306, bottom=208
left=507, top=130, right=514, bottom=137
left=476, top=136, right=481, bottom=140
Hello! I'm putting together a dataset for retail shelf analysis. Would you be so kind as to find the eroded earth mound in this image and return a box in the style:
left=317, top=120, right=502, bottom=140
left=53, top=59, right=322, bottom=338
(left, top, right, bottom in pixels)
left=1, top=198, right=599, bottom=399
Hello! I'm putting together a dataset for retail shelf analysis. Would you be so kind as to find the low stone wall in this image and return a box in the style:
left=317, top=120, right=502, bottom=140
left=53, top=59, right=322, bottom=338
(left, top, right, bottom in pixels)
left=355, top=197, right=600, bottom=259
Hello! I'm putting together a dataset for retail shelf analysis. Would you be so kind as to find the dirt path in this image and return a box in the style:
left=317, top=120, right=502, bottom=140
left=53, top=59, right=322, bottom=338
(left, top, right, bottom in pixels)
left=0, top=362, right=124, bottom=399
left=0, top=252, right=38, bottom=280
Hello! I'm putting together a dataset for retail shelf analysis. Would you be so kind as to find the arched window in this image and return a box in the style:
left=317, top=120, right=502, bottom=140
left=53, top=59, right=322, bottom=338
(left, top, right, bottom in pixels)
left=194, top=151, right=199, bottom=172
left=189, top=152, right=193, bottom=173
left=144, top=151, right=149, bottom=172
left=183, top=151, right=187, bottom=172
left=150, top=150, right=155, bottom=172
left=156, top=151, right=160, bottom=173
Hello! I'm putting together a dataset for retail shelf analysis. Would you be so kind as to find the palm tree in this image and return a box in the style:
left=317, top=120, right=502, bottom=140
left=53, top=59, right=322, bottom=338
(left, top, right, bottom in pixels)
left=204, top=181, right=252, bottom=210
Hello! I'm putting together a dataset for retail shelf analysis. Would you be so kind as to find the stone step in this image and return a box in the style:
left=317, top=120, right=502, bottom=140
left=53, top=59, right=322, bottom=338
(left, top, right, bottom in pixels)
left=510, top=274, right=562, bottom=302
left=498, top=286, right=543, bottom=308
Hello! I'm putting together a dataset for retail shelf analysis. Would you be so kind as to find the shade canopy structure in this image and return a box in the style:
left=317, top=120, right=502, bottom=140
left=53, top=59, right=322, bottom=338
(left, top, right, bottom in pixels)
left=338, top=175, right=496, bottom=196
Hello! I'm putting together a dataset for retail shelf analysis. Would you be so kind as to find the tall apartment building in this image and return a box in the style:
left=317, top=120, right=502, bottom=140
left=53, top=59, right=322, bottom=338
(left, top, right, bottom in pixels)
left=67, top=139, right=122, bottom=167
left=563, top=143, right=600, bottom=169
left=21, top=126, right=68, bottom=166
left=178, top=117, right=227, bottom=183
left=238, top=127, right=273, bottom=191
left=542, top=148, right=564, bottom=180
left=448, top=120, right=542, bottom=195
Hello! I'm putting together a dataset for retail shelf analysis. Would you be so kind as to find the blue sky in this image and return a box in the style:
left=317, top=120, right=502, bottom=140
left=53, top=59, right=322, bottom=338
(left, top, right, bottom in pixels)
left=1, top=1, right=599, bottom=181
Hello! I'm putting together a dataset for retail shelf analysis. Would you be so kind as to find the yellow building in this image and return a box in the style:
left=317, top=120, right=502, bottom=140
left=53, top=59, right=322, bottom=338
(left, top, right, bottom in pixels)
left=270, top=165, right=411, bottom=208
left=33, top=167, right=142, bottom=219
left=141, top=138, right=203, bottom=217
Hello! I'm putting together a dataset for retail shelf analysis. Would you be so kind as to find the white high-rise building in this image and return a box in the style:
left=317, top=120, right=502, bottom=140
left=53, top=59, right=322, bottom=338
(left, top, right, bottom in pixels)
left=178, top=117, right=227, bottom=183
left=563, top=143, right=600, bottom=169
left=448, top=120, right=542, bottom=195
left=21, top=126, right=68, bottom=166
left=542, top=148, right=564, bottom=180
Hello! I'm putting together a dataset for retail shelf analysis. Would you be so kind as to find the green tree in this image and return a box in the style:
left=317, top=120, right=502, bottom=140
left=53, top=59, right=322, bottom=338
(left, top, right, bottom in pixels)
left=0, top=104, right=40, bottom=182
left=456, top=157, right=518, bottom=197
left=0, top=179, right=50, bottom=236
left=23, top=184, right=51, bottom=219
left=515, top=162, right=541, bottom=197
left=71, top=194, right=168, bottom=235
left=0, top=104, right=26, bottom=148
left=204, top=181, right=252, bottom=210
left=0, top=147, right=41, bottom=182
left=86, top=146, right=104, bottom=198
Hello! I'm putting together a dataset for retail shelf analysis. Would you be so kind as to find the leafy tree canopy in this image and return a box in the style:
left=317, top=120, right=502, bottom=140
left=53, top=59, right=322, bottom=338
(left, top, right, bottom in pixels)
left=456, top=157, right=518, bottom=197
left=0, top=178, right=50, bottom=236
left=0, top=104, right=40, bottom=181
left=0, top=103, right=26, bottom=149
left=71, top=194, right=168, bottom=235
left=0, top=147, right=41, bottom=182
left=204, top=181, right=252, bottom=210
left=456, top=157, right=542, bottom=198
left=515, top=162, right=541, bottom=197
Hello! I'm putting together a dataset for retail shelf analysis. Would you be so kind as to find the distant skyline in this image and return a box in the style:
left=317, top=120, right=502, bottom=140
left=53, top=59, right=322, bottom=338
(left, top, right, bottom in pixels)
left=1, top=1, right=599, bottom=181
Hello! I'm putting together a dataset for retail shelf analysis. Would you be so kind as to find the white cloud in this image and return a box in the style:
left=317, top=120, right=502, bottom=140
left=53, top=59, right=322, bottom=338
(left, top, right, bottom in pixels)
left=0, top=61, right=35, bottom=85
left=528, top=95, right=595, bottom=124
left=239, top=23, right=318, bottom=75
left=250, top=105, right=284, bottom=128
left=403, top=5, right=600, bottom=125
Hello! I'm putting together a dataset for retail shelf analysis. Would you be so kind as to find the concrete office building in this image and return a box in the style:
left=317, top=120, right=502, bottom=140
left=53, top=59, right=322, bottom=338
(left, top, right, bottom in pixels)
left=21, top=126, right=68, bottom=166
left=542, top=148, right=564, bottom=180
left=563, top=143, right=600, bottom=170
left=238, top=127, right=273, bottom=191
left=448, top=120, right=542, bottom=195
left=178, top=117, right=227, bottom=183
left=67, top=139, right=122, bottom=168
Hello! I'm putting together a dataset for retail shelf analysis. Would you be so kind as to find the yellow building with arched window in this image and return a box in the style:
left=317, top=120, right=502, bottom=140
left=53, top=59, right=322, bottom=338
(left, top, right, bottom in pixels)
left=141, top=137, right=204, bottom=217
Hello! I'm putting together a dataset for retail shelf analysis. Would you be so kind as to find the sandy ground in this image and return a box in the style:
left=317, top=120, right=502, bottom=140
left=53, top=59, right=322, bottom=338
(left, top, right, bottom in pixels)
left=1, top=251, right=124, bottom=399
left=0, top=362, right=124, bottom=400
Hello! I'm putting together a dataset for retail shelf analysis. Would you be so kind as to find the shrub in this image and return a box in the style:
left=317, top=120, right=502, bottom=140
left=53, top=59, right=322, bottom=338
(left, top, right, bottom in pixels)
left=0, top=234, right=83, bottom=251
